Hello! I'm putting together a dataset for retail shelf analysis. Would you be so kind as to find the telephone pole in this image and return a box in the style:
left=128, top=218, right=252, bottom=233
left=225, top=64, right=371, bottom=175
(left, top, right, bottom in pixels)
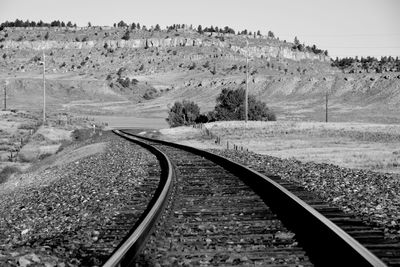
left=245, top=39, right=249, bottom=123
left=325, top=90, right=328, bottom=123
left=325, top=75, right=336, bottom=123
left=42, top=51, right=46, bottom=124
left=3, top=81, right=6, bottom=111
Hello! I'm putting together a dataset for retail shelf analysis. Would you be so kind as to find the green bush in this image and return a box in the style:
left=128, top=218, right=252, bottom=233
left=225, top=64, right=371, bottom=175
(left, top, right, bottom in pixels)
left=188, top=62, right=196, bottom=70
left=38, top=152, right=53, bottom=160
left=0, top=166, right=20, bottom=184
left=167, top=100, right=200, bottom=127
left=71, top=129, right=92, bottom=141
left=195, top=112, right=216, bottom=123
left=117, top=77, right=130, bottom=88
left=165, top=89, right=276, bottom=127
left=214, top=88, right=276, bottom=121
left=122, top=30, right=130, bottom=40
left=143, top=88, right=158, bottom=100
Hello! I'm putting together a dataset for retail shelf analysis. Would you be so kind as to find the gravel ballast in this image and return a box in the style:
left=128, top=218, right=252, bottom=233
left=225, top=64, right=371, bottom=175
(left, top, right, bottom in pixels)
left=0, top=131, right=160, bottom=266
left=210, top=149, right=400, bottom=240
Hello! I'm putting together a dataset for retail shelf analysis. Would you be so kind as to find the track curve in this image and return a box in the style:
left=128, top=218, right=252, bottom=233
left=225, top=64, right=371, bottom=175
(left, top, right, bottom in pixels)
left=103, top=132, right=174, bottom=267
left=106, top=129, right=387, bottom=267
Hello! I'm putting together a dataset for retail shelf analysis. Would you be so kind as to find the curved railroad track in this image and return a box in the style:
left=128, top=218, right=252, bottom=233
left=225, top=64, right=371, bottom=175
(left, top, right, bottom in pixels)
left=104, top=129, right=397, bottom=267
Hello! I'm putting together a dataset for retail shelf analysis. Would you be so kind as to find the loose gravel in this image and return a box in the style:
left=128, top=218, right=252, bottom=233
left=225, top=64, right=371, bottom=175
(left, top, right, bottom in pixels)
left=0, top=131, right=160, bottom=266
left=210, top=149, right=400, bottom=240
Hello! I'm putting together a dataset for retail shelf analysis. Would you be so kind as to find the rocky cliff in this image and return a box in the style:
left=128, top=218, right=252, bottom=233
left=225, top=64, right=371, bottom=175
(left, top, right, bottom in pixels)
left=1, top=37, right=330, bottom=62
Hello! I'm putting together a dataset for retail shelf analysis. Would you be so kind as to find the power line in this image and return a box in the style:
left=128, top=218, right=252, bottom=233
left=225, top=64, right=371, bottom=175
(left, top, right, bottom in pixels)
left=325, top=46, right=400, bottom=49
left=332, top=54, right=400, bottom=56
left=42, top=51, right=46, bottom=124
left=279, top=33, right=400, bottom=37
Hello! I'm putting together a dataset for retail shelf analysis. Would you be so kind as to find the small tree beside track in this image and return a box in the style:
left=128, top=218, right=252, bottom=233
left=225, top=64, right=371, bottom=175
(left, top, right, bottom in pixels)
left=213, top=88, right=276, bottom=121
left=166, top=100, right=200, bottom=127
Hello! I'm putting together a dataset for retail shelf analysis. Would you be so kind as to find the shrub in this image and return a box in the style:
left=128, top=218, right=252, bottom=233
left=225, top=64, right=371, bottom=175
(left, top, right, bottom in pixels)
left=188, top=62, right=196, bottom=70
left=143, top=88, right=157, bottom=100
left=38, top=153, right=52, bottom=160
left=268, top=30, right=275, bottom=38
left=117, top=77, right=130, bottom=88
left=167, top=100, right=200, bottom=127
left=117, top=67, right=126, bottom=76
left=71, top=129, right=93, bottom=141
left=214, top=88, right=276, bottom=121
left=210, top=66, right=217, bottom=75
left=122, top=30, right=130, bottom=40
left=117, top=20, right=128, bottom=28
left=195, top=111, right=216, bottom=123
left=0, top=166, right=20, bottom=184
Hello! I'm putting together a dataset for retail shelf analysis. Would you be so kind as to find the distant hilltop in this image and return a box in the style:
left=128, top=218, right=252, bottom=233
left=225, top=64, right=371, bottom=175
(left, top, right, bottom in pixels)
left=0, top=19, right=330, bottom=62
left=1, top=20, right=400, bottom=124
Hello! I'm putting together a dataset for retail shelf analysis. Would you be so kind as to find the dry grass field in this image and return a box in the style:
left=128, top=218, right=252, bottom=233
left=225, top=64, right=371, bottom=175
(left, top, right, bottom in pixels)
left=1, top=25, right=400, bottom=181
left=155, top=121, right=400, bottom=175
left=0, top=110, right=106, bottom=187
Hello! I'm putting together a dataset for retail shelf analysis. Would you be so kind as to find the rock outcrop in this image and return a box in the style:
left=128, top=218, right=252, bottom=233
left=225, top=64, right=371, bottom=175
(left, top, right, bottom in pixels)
left=1, top=37, right=330, bottom=62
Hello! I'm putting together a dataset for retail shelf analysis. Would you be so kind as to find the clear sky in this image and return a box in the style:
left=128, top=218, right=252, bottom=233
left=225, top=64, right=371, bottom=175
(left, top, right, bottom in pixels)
left=1, top=0, right=399, bottom=58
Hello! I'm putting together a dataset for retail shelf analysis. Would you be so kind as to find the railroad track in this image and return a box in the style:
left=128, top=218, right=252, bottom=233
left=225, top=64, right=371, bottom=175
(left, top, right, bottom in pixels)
left=105, top=129, right=394, bottom=266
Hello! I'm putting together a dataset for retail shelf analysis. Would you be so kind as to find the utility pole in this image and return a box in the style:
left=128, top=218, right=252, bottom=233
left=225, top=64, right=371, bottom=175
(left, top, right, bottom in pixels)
left=325, top=90, right=328, bottom=123
left=325, top=75, right=336, bottom=123
left=245, top=39, right=249, bottom=123
left=3, top=80, right=6, bottom=111
left=42, top=51, right=46, bottom=124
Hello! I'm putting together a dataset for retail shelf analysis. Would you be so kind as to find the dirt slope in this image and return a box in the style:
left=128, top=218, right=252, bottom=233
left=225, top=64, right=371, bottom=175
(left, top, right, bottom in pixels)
left=1, top=26, right=399, bottom=123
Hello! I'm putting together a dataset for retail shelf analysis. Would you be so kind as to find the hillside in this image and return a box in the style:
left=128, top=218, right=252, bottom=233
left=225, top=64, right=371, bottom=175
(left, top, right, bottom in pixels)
left=1, top=24, right=400, bottom=124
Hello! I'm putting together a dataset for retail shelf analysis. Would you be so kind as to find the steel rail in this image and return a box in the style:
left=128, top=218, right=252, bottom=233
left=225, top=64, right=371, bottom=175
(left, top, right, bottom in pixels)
left=119, top=130, right=387, bottom=267
left=103, top=130, right=174, bottom=267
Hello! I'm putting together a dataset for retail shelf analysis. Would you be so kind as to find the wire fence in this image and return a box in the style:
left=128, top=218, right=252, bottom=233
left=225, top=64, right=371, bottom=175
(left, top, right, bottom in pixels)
left=193, top=123, right=249, bottom=152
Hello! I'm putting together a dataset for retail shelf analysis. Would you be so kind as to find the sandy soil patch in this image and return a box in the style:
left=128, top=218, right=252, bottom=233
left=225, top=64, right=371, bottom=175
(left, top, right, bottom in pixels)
left=53, top=142, right=107, bottom=167
left=0, top=120, right=21, bottom=135
left=35, top=126, right=73, bottom=142
left=94, top=115, right=168, bottom=130
left=0, top=142, right=107, bottom=194
left=19, top=143, right=61, bottom=162
left=17, top=126, right=73, bottom=162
